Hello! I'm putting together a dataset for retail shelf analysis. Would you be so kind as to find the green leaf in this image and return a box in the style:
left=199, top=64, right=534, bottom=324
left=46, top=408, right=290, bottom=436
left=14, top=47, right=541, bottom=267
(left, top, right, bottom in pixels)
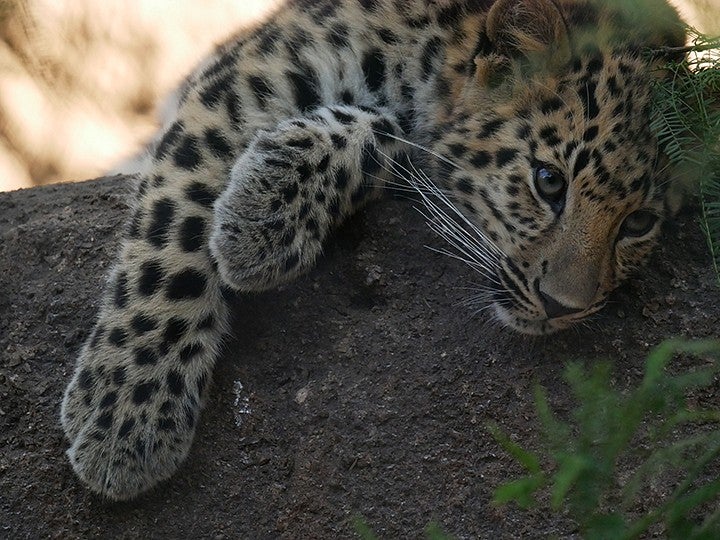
left=551, top=454, right=591, bottom=509
left=486, top=422, right=542, bottom=474
left=643, top=340, right=720, bottom=388
left=491, top=337, right=720, bottom=538
left=584, top=513, right=627, bottom=540
left=493, top=475, right=545, bottom=508
left=425, top=522, right=454, bottom=540
left=353, top=516, right=378, bottom=540
left=650, top=34, right=720, bottom=285
left=643, top=341, right=677, bottom=385
left=667, top=479, right=720, bottom=527
left=695, top=504, right=720, bottom=538
left=534, top=384, right=572, bottom=453
left=623, top=432, right=719, bottom=506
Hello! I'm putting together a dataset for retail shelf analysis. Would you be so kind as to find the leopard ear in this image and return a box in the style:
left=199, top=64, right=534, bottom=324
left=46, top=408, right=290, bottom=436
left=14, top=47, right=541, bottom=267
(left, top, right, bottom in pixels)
left=482, top=0, right=571, bottom=74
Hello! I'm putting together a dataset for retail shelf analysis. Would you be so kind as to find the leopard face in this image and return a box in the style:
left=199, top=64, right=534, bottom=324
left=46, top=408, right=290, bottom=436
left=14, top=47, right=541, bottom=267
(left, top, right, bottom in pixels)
left=429, top=0, right=684, bottom=334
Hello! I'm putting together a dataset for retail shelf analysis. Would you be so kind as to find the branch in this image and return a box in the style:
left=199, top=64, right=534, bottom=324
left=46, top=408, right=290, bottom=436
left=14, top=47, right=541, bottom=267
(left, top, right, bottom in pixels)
left=648, top=43, right=720, bottom=59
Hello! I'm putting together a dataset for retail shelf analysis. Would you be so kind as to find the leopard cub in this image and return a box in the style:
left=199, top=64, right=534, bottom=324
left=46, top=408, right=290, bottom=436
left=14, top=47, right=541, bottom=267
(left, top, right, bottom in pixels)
left=61, top=0, right=687, bottom=500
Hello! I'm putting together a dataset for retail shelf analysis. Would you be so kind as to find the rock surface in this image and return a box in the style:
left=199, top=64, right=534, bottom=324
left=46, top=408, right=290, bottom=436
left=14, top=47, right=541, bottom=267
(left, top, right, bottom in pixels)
left=1, top=176, right=719, bottom=538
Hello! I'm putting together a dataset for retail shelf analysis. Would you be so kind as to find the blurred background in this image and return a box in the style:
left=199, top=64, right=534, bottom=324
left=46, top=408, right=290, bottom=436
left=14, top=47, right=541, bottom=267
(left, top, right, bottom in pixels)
left=0, top=0, right=279, bottom=192
left=0, top=0, right=716, bottom=192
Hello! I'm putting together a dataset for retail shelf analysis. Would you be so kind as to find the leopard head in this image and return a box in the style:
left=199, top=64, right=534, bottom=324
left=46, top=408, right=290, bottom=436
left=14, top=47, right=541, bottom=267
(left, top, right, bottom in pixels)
left=431, top=0, right=686, bottom=334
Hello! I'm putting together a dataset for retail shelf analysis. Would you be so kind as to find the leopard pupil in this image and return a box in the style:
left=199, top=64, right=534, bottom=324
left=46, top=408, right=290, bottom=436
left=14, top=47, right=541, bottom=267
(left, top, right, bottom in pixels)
left=623, top=211, right=656, bottom=237
left=539, top=169, right=561, bottom=193
left=534, top=166, right=566, bottom=205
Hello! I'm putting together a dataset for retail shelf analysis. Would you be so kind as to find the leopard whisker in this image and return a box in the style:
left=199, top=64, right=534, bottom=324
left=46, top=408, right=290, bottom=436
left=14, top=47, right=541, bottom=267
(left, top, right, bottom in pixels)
left=422, top=219, right=503, bottom=277
left=409, top=162, right=505, bottom=259
left=367, top=167, right=503, bottom=285
left=414, top=184, right=505, bottom=273
left=469, top=304, right=498, bottom=316
left=425, top=245, right=503, bottom=285
left=367, top=159, right=503, bottom=282
left=377, top=150, right=504, bottom=270
left=365, top=154, right=459, bottom=206
left=373, top=144, right=512, bottom=310
left=455, top=283, right=504, bottom=294
left=419, top=207, right=503, bottom=273
left=371, top=130, right=462, bottom=172
left=462, top=295, right=510, bottom=309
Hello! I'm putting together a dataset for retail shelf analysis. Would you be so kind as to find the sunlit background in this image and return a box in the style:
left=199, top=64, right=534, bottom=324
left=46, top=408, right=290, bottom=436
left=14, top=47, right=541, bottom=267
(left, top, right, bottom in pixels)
left=0, top=0, right=716, bottom=192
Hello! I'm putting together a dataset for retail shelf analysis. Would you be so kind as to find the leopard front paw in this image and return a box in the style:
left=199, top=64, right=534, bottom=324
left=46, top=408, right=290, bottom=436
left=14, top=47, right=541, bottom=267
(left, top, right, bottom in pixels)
left=210, top=124, right=331, bottom=292
left=210, top=105, right=403, bottom=292
left=61, top=346, right=204, bottom=500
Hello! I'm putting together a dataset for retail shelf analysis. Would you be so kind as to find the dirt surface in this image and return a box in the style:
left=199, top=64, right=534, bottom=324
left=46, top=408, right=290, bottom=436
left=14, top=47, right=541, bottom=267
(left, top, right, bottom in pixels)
left=1, top=176, right=719, bottom=539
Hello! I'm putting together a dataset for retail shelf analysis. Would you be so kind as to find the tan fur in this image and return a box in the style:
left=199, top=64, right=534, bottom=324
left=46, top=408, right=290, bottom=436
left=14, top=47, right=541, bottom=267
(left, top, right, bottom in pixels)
left=486, top=0, right=570, bottom=57
left=58, top=0, right=690, bottom=501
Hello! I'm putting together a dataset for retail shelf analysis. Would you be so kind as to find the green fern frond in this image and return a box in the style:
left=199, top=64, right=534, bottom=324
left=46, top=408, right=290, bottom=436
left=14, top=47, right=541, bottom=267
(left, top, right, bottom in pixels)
left=651, top=28, right=720, bottom=284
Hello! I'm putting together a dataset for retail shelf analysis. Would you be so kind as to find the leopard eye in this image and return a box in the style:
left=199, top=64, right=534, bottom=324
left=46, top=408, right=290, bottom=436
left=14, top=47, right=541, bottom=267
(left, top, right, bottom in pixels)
left=534, top=164, right=567, bottom=213
left=619, top=210, right=658, bottom=238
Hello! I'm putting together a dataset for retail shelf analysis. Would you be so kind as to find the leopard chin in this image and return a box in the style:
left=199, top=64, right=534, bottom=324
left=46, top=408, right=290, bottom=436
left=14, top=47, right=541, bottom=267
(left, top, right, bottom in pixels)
left=492, top=302, right=606, bottom=335
left=493, top=304, right=560, bottom=335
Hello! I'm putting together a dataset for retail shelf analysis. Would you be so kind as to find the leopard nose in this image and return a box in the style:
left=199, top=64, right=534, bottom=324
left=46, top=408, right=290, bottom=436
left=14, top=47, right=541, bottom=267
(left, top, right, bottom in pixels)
left=538, top=290, right=584, bottom=319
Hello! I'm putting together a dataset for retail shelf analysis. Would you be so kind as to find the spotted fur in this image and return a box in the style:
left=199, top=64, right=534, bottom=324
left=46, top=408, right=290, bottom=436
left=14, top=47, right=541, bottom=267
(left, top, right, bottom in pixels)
left=61, top=0, right=687, bottom=499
